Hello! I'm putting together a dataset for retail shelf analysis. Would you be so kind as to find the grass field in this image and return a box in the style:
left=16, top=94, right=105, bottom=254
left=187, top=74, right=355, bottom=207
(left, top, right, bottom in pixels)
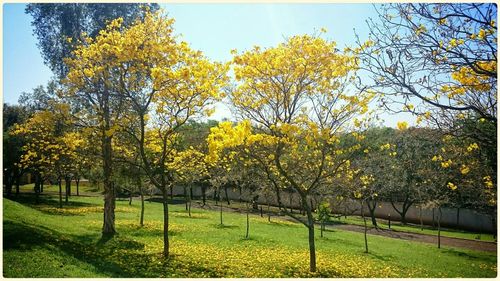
left=3, top=192, right=497, bottom=278
left=18, top=182, right=497, bottom=241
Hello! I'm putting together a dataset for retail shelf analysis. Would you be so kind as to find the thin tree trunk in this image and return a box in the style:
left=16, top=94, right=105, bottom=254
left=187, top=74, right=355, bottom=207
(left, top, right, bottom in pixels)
left=362, top=201, right=368, bottom=253
left=220, top=199, right=223, bottom=225
left=245, top=203, right=250, bottom=239
left=162, top=190, right=169, bottom=257
left=320, top=221, right=324, bottom=238
left=138, top=173, right=144, bottom=226
left=306, top=208, right=317, bottom=272
left=184, top=186, right=188, bottom=211
left=438, top=207, right=442, bottom=249
left=58, top=179, right=62, bottom=208
left=15, top=175, right=20, bottom=197
left=76, top=177, right=80, bottom=196
left=40, top=180, right=44, bottom=193
left=129, top=193, right=132, bottom=205
left=5, top=173, right=13, bottom=197
left=188, top=186, right=192, bottom=218
left=140, top=192, right=145, bottom=226
left=432, top=208, right=435, bottom=228
left=224, top=185, right=230, bottom=205
left=202, top=185, right=206, bottom=206
left=34, top=173, right=40, bottom=204
left=420, top=206, right=423, bottom=231
left=267, top=201, right=271, bottom=222
left=65, top=177, right=71, bottom=203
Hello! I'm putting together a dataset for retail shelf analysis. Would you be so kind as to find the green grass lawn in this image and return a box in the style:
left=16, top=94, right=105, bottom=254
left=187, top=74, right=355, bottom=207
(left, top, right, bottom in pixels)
left=3, top=193, right=497, bottom=278
left=20, top=183, right=496, bottom=242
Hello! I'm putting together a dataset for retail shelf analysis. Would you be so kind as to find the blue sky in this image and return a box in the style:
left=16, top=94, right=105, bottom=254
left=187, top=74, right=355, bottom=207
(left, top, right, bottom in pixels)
left=2, top=3, right=414, bottom=126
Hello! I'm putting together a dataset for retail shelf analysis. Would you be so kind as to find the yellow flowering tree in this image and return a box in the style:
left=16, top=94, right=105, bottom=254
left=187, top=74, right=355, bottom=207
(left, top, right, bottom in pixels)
left=64, top=10, right=229, bottom=255
left=169, top=148, right=209, bottom=217
left=11, top=103, right=84, bottom=207
left=63, top=16, right=134, bottom=235
left=207, top=34, right=371, bottom=272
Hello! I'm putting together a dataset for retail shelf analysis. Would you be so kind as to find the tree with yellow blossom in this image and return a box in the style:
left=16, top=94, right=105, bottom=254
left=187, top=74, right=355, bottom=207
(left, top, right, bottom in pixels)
left=11, top=102, right=84, bottom=207
left=65, top=9, right=228, bottom=255
left=206, top=33, right=372, bottom=272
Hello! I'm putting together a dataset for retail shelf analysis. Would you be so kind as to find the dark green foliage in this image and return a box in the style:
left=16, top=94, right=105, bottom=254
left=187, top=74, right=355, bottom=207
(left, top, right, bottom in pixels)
left=25, top=3, right=160, bottom=78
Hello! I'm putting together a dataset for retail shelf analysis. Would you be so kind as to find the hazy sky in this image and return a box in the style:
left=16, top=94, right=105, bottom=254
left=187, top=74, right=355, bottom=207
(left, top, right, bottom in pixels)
left=2, top=3, right=415, bottom=126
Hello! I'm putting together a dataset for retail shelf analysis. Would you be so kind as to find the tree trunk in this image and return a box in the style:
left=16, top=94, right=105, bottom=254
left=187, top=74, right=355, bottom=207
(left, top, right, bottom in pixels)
left=5, top=173, right=13, bottom=197
left=389, top=199, right=413, bottom=225
left=184, top=186, right=188, bottom=211
left=432, top=208, right=435, bottom=228
left=58, top=179, right=63, bottom=209
left=40, top=180, right=44, bottom=193
left=15, top=175, right=20, bottom=197
left=420, top=206, right=423, bottom=231
left=76, top=177, right=80, bottom=196
left=162, top=190, right=169, bottom=257
left=245, top=203, right=250, bottom=239
left=188, top=186, right=192, bottom=218
left=201, top=185, right=206, bottom=206
left=170, top=186, right=173, bottom=200
left=102, top=93, right=116, bottom=235
left=102, top=181, right=116, bottom=235
left=306, top=208, right=317, bottom=272
left=129, top=193, right=132, bottom=205
left=140, top=192, right=145, bottom=227
left=437, top=207, right=442, bottom=249
left=34, top=173, right=41, bottom=204
left=224, top=185, right=230, bottom=205
left=65, top=176, right=71, bottom=203
left=320, top=221, right=324, bottom=238
left=367, top=200, right=378, bottom=227
left=267, top=201, right=271, bottom=222
left=220, top=199, right=223, bottom=225
left=362, top=201, right=369, bottom=253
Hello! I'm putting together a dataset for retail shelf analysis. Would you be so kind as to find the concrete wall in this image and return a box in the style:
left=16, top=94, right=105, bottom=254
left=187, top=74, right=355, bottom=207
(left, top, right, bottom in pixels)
left=167, top=185, right=495, bottom=233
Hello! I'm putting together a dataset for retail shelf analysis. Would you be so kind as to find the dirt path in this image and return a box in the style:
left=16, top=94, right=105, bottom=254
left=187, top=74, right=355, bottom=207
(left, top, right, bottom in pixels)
left=197, top=202, right=497, bottom=253
left=334, top=224, right=497, bottom=252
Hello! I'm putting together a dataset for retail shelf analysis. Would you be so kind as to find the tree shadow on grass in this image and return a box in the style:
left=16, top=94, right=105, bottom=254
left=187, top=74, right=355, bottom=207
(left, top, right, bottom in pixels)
left=9, top=194, right=96, bottom=207
left=3, top=219, right=220, bottom=277
left=213, top=224, right=239, bottom=229
left=364, top=251, right=395, bottom=262
left=440, top=248, right=493, bottom=261
left=9, top=195, right=99, bottom=217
